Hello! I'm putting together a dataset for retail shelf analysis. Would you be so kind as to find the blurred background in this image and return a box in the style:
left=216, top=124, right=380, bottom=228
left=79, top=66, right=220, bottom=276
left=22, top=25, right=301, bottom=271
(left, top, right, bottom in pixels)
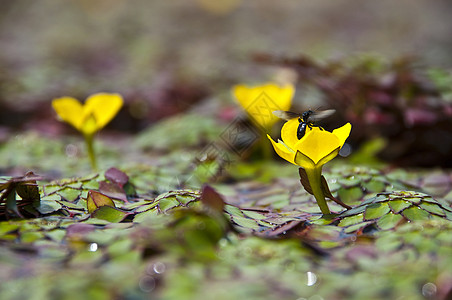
left=1, top=0, right=452, bottom=169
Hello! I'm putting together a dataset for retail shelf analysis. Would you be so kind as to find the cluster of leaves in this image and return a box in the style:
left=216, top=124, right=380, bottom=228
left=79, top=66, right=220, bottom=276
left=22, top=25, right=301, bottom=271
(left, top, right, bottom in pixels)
left=254, top=53, right=452, bottom=167
left=1, top=164, right=451, bottom=299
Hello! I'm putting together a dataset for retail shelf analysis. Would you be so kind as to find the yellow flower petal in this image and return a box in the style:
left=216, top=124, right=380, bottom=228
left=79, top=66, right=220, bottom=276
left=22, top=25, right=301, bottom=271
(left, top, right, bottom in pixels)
left=294, top=128, right=341, bottom=164
left=84, top=93, right=123, bottom=131
left=52, top=97, right=84, bottom=130
left=294, top=150, right=316, bottom=170
left=267, top=134, right=296, bottom=165
left=281, top=118, right=300, bottom=149
left=80, top=114, right=98, bottom=136
left=332, top=122, right=352, bottom=146
left=232, top=83, right=294, bottom=129
left=316, top=147, right=341, bottom=166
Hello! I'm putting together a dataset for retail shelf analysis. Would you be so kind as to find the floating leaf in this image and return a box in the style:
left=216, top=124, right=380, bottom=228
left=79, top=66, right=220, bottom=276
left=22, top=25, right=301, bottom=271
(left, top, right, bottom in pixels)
left=158, top=196, right=180, bottom=212
left=86, top=190, right=116, bottom=214
left=99, top=181, right=127, bottom=202
left=231, top=216, right=260, bottom=230
left=58, top=188, right=81, bottom=202
left=401, top=206, right=431, bottom=221
left=34, top=199, right=62, bottom=215
left=134, top=208, right=159, bottom=223
left=404, top=197, right=422, bottom=205
left=418, top=202, right=446, bottom=217
left=91, top=206, right=129, bottom=223
left=224, top=205, right=244, bottom=218
left=338, top=205, right=367, bottom=218
left=337, top=186, right=364, bottom=205
left=362, top=180, right=386, bottom=193
left=338, top=214, right=363, bottom=227
left=377, top=212, right=404, bottom=230
left=388, top=199, right=412, bottom=214
left=105, top=167, right=129, bottom=187
left=364, top=202, right=390, bottom=220
left=242, top=210, right=268, bottom=220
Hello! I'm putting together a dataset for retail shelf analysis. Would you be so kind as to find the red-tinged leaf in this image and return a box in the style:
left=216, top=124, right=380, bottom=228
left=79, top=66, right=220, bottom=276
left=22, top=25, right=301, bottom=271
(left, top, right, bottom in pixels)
left=99, top=181, right=127, bottom=202
left=299, top=168, right=313, bottom=195
left=200, top=185, right=225, bottom=212
left=87, top=190, right=116, bottom=214
left=105, top=167, right=129, bottom=187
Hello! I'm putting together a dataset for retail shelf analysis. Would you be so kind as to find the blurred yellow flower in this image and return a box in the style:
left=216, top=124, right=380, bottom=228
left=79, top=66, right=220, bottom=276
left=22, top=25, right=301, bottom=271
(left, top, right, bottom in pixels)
left=52, top=93, right=123, bottom=170
left=268, top=120, right=352, bottom=214
left=52, top=93, right=123, bottom=136
left=232, top=83, right=294, bottom=130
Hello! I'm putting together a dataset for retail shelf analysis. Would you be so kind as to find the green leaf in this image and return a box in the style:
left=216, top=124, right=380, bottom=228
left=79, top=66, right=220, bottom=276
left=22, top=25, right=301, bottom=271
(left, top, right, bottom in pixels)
left=158, top=196, right=180, bottom=211
left=91, top=206, right=129, bottom=223
left=388, top=199, right=412, bottom=214
left=401, top=206, right=431, bottom=221
left=58, top=188, right=81, bottom=202
left=224, top=205, right=244, bottom=217
left=337, top=186, right=363, bottom=205
left=419, top=202, right=446, bottom=217
left=338, top=205, right=367, bottom=217
left=377, top=212, right=404, bottom=230
left=134, top=208, right=159, bottom=223
left=338, top=213, right=363, bottom=227
left=364, top=202, right=390, bottom=220
left=21, top=231, right=44, bottom=243
left=403, top=197, right=422, bottom=205
left=242, top=210, right=267, bottom=220
left=34, top=199, right=62, bottom=214
left=0, top=223, right=19, bottom=236
left=362, top=180, right=386, bottom=193
left=87, top=190, right=116, bottom=214
left=231, top=216, right=259, bottom=230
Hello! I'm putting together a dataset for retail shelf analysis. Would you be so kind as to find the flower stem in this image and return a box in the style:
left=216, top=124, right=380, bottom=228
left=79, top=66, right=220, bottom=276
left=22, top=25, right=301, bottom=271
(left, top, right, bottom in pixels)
left=305, top=167, right=330, bottom=215
left=84, top=133, right=97, bottom=171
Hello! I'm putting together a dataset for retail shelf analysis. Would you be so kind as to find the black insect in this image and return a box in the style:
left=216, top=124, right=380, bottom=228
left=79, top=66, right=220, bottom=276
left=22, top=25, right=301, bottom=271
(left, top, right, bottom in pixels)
left=273, top=109, right=335, bottom=139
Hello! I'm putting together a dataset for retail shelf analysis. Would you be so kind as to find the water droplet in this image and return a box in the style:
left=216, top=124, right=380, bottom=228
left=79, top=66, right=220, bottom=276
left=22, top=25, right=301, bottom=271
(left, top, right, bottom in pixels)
left=422, top=282, right=437, bottom=297
left=139, top=276, right=156, bottom=293
left=65, top=144, right=78, bottom=158
left=88, top=243, right=98, bottom=252
left=153, top=262, right=166, bottom=274
left=306, top=271, right=317, bottom=286
left=339, top=143, right=352, bottom=157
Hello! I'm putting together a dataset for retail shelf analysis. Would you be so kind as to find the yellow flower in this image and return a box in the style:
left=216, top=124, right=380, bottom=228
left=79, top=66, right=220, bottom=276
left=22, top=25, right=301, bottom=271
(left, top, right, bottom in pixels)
left=232, top=83, right=294, bottom=130
left=52, top=93, right=123, bottom=170
left=268, top=119, right=352, bottom=214
left=52, top=93, right=123, bottom=136
left=268, top=119, right=351, bottom=168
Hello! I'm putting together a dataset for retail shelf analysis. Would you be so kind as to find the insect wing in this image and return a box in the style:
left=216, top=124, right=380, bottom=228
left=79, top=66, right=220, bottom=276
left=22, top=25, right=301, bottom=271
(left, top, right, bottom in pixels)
left=309, top=109, right=335, bottom=122
left=272, top=110, right=300, bottom=120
